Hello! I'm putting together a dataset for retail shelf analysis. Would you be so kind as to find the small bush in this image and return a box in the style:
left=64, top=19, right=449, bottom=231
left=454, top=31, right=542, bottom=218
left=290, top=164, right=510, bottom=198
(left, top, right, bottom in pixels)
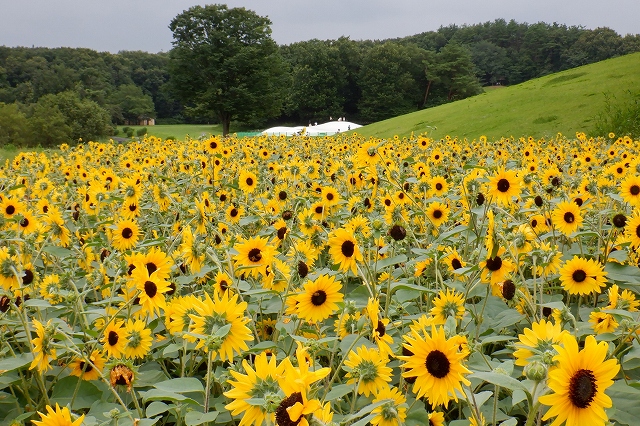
left=122, top=126, right=131, bottom=133
left=136, top=127, right=148, bottom=137
left=594, top=91, right=640, bottom=138
left=126, top=129, right=135, bottom=138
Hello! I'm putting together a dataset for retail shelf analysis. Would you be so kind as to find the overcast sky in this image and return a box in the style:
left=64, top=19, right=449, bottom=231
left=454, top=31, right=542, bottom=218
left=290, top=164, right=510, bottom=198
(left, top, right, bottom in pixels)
left=1, top=0, right=639, bottom=53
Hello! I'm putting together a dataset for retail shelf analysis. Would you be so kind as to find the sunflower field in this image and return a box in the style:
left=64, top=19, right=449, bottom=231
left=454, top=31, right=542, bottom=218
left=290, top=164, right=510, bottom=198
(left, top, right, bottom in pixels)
left=2, top=131, right=640, bottom=426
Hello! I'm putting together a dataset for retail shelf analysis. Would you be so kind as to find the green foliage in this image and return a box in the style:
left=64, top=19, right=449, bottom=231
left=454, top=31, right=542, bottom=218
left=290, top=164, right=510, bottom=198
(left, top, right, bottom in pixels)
left=0, top=102, right=30, bottom=146
left=107, top=84, right=156, bottom=124
left=358, top=52, right=640, bottom=139
left=136, top=127, right=148, bottom=137
left=168, top=4, right=288, bottom=135
left=594, top=91, right=640, bottom=138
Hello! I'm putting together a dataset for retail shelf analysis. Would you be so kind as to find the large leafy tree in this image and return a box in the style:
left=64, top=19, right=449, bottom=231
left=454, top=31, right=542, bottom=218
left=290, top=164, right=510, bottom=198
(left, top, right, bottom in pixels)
left=168, top=4, right=287, bottom=135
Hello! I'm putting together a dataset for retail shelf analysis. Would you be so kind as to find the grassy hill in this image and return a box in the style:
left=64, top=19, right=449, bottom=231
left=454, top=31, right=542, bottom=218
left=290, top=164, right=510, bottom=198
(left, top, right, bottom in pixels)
left=358, top=52, right=640, bottom=140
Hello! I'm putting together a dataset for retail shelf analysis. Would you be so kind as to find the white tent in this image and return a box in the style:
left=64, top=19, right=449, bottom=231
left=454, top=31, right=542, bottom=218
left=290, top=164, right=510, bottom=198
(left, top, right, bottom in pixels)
left=261, top=121, right=361, bottom=136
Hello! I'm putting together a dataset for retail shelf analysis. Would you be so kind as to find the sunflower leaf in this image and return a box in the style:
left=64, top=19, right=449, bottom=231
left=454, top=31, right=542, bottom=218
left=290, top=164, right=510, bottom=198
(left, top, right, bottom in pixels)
left=470, top=372, right=529, bottom=393
left=184, top=410, right=219, bottom=425
left=154, top=377, right=205, bottom=394
left=324, top=384, right=352, bottom=401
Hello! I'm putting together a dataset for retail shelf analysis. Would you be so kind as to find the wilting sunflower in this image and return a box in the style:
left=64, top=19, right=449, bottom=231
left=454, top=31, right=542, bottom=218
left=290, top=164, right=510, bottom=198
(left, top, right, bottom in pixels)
left=559, top=256, right=607, bottom=295
left=487, top=167, right=521, bottom=206
left=224, top=352, right=289, bottom=426
left=69, top=349, right=106, bottom=381
left=294, top=274, right=343, bottom=323
left=430, top=288, right=465, bottom=325
left=343, top=345, right=392, bottom=396
left=30, top=319, right=57, bottom=372
left=371, top=386, right=408, bottom=426
left=366, top=297, right=394, bottom=357
left=328, top=228, right=363, bottom=274
left=123, top=319, right=153, bottom=359
left=275, top=391, right=322, bottom=426
left=401, top=326, right=471, bottom=407
left=539, top=334, right=619, bottom=426
left=233, top=236, right=276, bottom=279
left=551, top=201, right=583, bottom=236
left=513, top=319, right=569, bottom=367
left=32, top=403, right=85, bottom=426
left=188, top=292, right=253, bottom=361
left=238, top=170, right=258, bottom=193
left=425, top=201, right=450, bottom=227
left=102, top=320, right=126, bottom=358
left=111, top=218, right=141, bottom=251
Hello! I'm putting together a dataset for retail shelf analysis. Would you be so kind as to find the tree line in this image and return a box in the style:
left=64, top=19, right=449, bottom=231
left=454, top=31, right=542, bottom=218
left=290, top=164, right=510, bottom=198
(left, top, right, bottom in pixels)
left=1, top=14, right=639, bottom=144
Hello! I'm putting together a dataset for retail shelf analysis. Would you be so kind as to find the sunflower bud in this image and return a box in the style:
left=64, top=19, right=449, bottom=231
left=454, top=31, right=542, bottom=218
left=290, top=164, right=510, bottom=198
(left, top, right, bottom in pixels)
left=524, top=360, right=548, bottom=381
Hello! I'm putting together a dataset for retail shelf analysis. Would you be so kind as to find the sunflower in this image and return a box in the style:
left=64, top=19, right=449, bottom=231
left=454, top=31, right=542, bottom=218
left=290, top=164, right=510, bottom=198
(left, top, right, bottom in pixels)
left=551, top=201, right=583, bottom=236
left=441, top=248, right=466, bottom=274
left=0, top=247, right=20, bottom=291
left=123, top=319, right=153, bottom=359
left=425, top=201, right=450, bottom=227
left=16, top=210, right=38, bottom=234
left=428, top=411, right=445, bottom=426
left=102, top=320, right=127, bottom=358
left=480, top=247, right=515, bottom=285
left=321, top=186, right=341, bottom=207
left=111, top=219, right=141, bottom=251
left=401, top=326, right=471, bottom=407
left=430, top=288, right=465, bottom=325
left=539, top=334, right=619, bottom=426
left=188, top=292, right=253, bottom=361
left=619, top=174, right=640, bottom=207
left=69, top=349, right=105, bottom=381
left=233, top=236, right=276, bottom=279
left=30, top=319, right=58, bottom=372
left=513, top=319, right=569, bottom=367
left=487, top=167, right=521, bottom=206
left=328, top=228, right=363, bottom=274
left=224, top=352, right=289, bottom=426
left=294, top=274, right=343, bottom=323
left=32, top=403, right=85, bottom=426
left=131, top=267, right=171, bottom=317
left=0, top=197, right=24, bottom=219
left=136, top=247, right=173, bottom=281
left=275, top=392, right=322, bottom=426
left=559, top=256, right=607, bottom=295
left=343, top=345, right=392, bottom=397
left=366, top=297, right=394, bottom=357
left=606, top=284, right=639, bottom=311
left=238, top=170, right=258, bottom=193
left=624, top=211, right=640, bottom=248
left=589, top=311, right=618, bottom=334
left=371, top=386, right=408, bottom=426
left=179, top=226, right=205, bottom=273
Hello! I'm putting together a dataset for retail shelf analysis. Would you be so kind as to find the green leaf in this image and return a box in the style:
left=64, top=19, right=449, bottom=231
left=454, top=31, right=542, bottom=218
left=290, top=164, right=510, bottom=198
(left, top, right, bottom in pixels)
left=184, top=411, right=219, bottom=425
left=140, top=389, right=198, bottom=404
left=324, top=384, right=352, bottom=401
left=470, top=372, right=529, bottom=393
left=51, top=376, right=102, bottom=409
left=343, top=400, right=390, bottom=422
left=146, top=401, right=171, bottom=417
left=375, top=254, right=408, bottom=269
left=350, top=413, right=377, bottom=426
left=608, top=380, right=640, bottom=425
left=154, top=378, right=205, bottom=394
left=404, top=406, right=430, bottom=426
left=0, top=353, right=33, bottom=373
left=42, top=245, right=73, bottom=257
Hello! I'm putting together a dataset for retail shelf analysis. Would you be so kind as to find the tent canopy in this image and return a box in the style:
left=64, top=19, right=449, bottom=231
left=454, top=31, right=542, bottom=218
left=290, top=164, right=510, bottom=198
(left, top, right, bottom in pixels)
left=262, top=121, right=361, bottom=136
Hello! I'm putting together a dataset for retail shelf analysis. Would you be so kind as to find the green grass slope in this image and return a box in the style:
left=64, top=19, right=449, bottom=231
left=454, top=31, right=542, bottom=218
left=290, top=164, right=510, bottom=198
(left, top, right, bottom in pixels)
left=358, top=52, right=640, bottom=140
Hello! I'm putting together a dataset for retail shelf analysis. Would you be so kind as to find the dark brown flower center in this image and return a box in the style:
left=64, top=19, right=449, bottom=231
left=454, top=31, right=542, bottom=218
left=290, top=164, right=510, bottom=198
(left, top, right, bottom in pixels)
left=278, top=191, right=287, bottom=200
left=425, top=349, right=450, bottom=378
left=631, top=185, right=640, bottom=196
left=230, top=208, right=238, bottom=217
left=568, top=369, right=597, bottom=409
left=612, top=214, right=627, bottom=228
left=376, top=320, right=386, bottom=337
left=248, top=248, right=262, bottom=262
left=122, top=227, right=133, bottom=239
left=22, top=269, right=34, bottom=285
left=435, top=183, right=443, bottom=191
left=451, top=258, right=462, bottom=270
left=476, top=193, right=485, bottom=206
left=6, top=205, right=15, bottom=215
left=341, top=240, right=355, bottom=257
left=572, top=270, right=587, bottom=283
left=298, top=261, right=309, bottom=279
left=275, top=392, right=304, bottom=426
left=389, top=225, right=406, bottom=241
left=432, top=209, right=443, bottom=219
left=564, top=212, right=575, bottom=224
left=19, top=218, right=29, bottom=228
left=315, top=205, right=323, bottom=214
left=502, top=279, right=516, bottom=300
left=108, top=330, right=119, bottom=346
left=277, top=226, right=287, bottom=240
left=326, top=193, right=334, bottom=201
left=311, top=290, right=327, bottom=306
left=79, top=361, right=94, bottom=373
left=534, top=195, right=544, bottom=207
left=144, top=281, right=158, bottom=298
left=485, top=256, right=503, bottom=271
left=245, top=177, right=254, bottom=186
left=497, top=178, right=510, bottom=192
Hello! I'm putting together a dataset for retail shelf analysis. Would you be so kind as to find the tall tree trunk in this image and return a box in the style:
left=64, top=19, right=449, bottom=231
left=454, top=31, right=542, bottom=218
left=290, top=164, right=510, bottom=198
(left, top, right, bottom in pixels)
left=422, top=80, right=433, bottom=108
left=218, top=112, right=231, bottom=136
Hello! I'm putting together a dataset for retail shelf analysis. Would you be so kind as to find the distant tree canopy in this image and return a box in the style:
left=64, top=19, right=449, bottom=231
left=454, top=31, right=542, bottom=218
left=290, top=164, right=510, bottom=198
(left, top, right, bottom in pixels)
left=168, top=4, right=288, bottom=135
left=0, top=16, right=638, bottom=143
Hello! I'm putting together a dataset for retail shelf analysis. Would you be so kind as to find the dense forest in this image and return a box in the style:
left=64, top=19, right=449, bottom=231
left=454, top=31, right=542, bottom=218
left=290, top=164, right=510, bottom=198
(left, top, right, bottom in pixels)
left=1, top=19, right=639, bottom=145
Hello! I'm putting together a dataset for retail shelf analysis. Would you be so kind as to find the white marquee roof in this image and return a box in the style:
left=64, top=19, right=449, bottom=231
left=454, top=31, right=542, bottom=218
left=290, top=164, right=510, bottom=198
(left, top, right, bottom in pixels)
left=261, top=121, right=361, bottom=136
